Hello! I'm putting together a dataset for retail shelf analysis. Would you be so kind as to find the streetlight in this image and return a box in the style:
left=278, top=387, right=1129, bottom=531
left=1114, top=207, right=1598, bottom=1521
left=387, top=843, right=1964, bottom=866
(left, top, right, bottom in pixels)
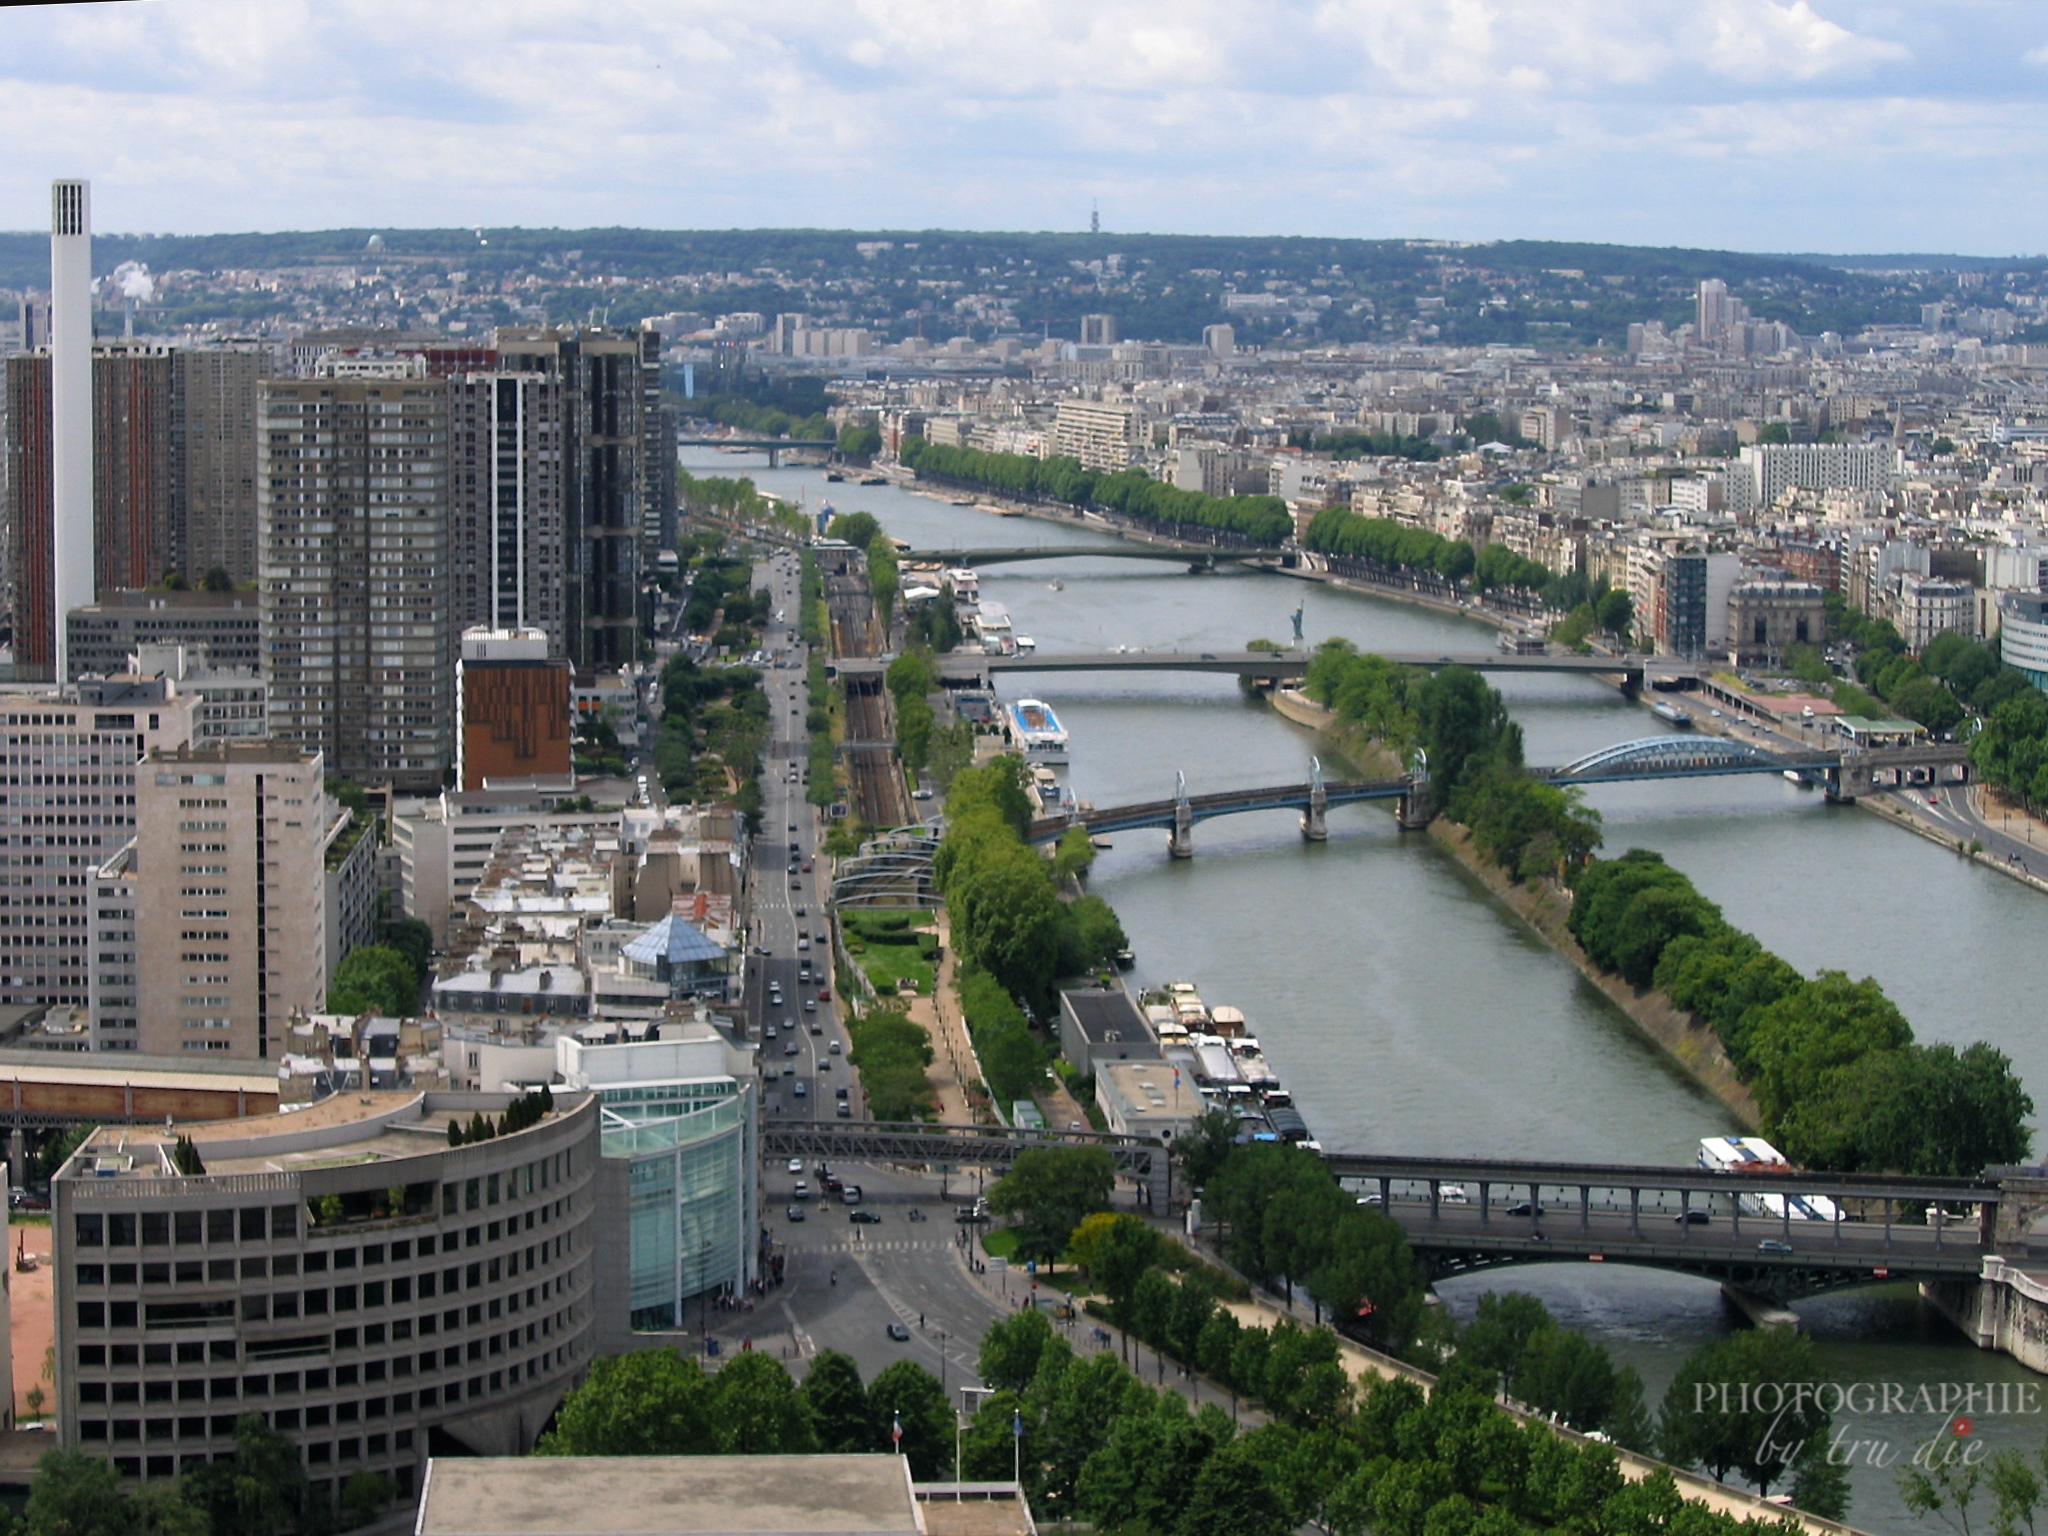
left=958, top=1385, right=998, bottom=1496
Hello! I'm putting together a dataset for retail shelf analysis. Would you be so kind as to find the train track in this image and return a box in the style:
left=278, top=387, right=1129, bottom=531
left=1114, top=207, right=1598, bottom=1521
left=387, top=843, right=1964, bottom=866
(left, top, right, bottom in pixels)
left=823, top=563, right=910, bottom=828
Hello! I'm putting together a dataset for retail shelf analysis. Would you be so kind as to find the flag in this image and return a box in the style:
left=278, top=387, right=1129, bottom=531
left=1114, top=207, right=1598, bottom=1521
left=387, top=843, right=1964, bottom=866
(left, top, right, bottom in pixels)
left=892, top=1411, right=902, bottom=1450
left=1012, top=1411, right=1023, bottom=1440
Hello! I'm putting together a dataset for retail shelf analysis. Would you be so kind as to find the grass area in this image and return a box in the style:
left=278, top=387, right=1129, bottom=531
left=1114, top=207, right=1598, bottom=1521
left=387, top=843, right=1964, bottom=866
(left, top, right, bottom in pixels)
left=980, top=1227, right=1018, bottom=1259
left=840, top=911, right=939, bottom=998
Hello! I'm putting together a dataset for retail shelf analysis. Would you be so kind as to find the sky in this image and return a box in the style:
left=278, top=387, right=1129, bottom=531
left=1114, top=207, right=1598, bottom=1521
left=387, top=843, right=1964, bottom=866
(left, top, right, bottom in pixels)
left=3, top=0, right=2046, bottom=255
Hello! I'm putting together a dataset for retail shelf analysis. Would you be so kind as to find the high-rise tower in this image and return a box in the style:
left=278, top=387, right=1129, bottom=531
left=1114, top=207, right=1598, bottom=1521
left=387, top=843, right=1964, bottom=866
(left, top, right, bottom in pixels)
left=49, top=179, right=93, bottom=684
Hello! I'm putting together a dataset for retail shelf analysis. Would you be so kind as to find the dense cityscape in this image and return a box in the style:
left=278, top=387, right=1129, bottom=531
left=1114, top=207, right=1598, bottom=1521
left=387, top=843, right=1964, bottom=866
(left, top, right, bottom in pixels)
left=4, top=172, right=2048, bottom=1536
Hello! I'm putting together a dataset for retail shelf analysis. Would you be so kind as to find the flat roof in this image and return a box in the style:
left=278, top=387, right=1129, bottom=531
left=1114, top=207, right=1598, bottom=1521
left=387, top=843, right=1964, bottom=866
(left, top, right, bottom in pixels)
left=415, top=1455, right=923, bottom=1536
left=1059, top=989, right=1151, bottom=1045
left=0, top=1049, right=275, bottom=1095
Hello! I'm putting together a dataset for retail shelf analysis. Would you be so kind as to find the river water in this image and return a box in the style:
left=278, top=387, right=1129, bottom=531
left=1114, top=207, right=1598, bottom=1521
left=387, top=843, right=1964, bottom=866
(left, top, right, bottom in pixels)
left=692, top=450, right=2048, bottom=1531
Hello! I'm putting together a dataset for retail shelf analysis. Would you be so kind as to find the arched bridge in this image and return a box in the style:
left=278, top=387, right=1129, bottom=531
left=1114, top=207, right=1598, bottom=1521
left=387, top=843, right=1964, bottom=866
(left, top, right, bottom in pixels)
left=1325, top=1151, right=2001, bottom=1305
left=1025, top=738, right=1973, bottom=848
left=678, top=435, right=837, bottom=467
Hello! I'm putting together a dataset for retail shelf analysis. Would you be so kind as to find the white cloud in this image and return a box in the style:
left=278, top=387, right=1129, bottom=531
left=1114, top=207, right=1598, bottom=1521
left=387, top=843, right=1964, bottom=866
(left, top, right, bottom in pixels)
left=0, top=0, right=2037, bottom=253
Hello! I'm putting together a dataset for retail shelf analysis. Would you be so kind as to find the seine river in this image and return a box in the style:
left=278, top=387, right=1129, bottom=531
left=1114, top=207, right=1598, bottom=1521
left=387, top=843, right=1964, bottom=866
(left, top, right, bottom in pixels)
left=690, top=449, right=2048, bottom=1531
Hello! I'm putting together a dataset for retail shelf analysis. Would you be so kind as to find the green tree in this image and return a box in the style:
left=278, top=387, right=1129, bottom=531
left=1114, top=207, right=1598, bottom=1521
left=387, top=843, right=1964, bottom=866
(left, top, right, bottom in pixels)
left=980, top=1306, right=1058, bottom=1394
left=27, top=1451, right=134, bottom=1536
left=378, top=917, right=434, bottom=986
left=129, top=1481, right=208, bottom=1536
left=1596, top=588, right=1634, bottom=637
left=327, top=942, right=419, bottom=1017
left=713, top=1350, right=818, bottom=1455
left=985, top=1145, right=1116, bottom=1263
left=799, top=1351, right=872, bottom=1453
left=866, top=1360, right=953, bottom=1478
left=1052, top=825, right=1097, bottom=881
left=1175, top=1439, right=1291, bottom=1536
left=1082, top=1212, right=1164, bottom=1316
left=1306, top=1207, right=1426, bottom=1351
left=539, top=1348, right=716, bottom=1455
left=1175, top=1107, right=1241, bottom=1190
left=1658, top=1329, right=1830, bottom=1496
left=185, top=1413, right=313, bottom=1536
left=1747, top=971, right=1914, bottom=1127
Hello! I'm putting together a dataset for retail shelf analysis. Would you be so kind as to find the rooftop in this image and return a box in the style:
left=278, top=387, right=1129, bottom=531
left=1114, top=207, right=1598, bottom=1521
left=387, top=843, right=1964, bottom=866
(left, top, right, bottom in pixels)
left=415, top=1455, right=925, bottom=1536
left=1059, top=987, right=1152, bottom=1045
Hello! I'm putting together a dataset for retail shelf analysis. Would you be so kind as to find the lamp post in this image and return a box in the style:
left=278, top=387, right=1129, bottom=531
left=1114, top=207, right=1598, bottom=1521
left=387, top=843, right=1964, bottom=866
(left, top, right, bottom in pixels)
left=958, top=1385, right=998, bottom=1497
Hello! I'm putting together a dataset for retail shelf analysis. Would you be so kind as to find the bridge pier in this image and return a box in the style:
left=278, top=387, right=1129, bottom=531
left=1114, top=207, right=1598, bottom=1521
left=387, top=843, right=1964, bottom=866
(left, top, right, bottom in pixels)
left=1396, top=778, right=1433, bottom=831
left=1302, top=758, right=1328, bottom=842
left=1722, top=1285, right=1802, bottom=1330
left=1168, top=771, right=1194, bottom=858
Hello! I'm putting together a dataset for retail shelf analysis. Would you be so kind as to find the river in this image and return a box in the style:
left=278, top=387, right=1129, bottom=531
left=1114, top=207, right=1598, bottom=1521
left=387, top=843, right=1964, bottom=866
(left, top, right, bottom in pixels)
left=690, top=449, right=2048, bottom=1531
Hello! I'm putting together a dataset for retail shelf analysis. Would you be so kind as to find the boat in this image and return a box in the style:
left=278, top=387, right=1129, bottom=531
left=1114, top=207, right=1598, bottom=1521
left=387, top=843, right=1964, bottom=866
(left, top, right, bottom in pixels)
left=1113, top=947, right=1135, bottom=970
left=824, top=470, right=845, bottom=482
left=860, top=475, right=886, bottom=486
left=1650, top=700, right=1693, bottom=728
left=1014, top=636, right=1037, bottom=654
left=1005, top=697, right=1069, bottom=762
left=1049, top=580, right=1064, bottom=591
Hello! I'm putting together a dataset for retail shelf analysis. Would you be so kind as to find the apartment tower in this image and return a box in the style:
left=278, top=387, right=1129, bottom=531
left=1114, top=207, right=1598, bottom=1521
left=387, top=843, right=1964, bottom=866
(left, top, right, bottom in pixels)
left=258, top=367, right=453, bottom=792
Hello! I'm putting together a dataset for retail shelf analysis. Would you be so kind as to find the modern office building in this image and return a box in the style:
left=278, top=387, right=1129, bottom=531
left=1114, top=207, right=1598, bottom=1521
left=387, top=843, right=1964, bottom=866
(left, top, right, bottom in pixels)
left=0, top=675, right=196, bottom=1011
left=556, top=1028, right=757, bottom=1329
left=52, top=1089, right=602, bottom=1495
left=258, top=366, right=454, bottom=792
left=1999, top=593, right=2048, bottom=691
left=455, top=628, right=572, bottom=793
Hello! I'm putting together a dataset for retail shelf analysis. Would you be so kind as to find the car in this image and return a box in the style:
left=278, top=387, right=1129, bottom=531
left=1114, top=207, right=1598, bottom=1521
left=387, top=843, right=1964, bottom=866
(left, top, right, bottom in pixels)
left=791, top=706, right=800, bottom=715
left=783, top=1041, right=798, bottom=1056
left=828, top=1039, right=842, bottom=1054
left=793, top=1182, right=811, bottom=1200
left=752, top=944, right=771, bottom=957
left=907, top=1207, right=926, bottom=1222
left=956, top=1208, right=989, bottom=1224
left=835, top=1087, right=849, bottom=1100
left=1067, top=1120, right=1082, bottom=1131
left=1675, top=1209, right=1710, bottom=1225
left=798, top=936, right=811, bottom=950
left=836, top=1102, right=852, bottom=1117
left=791, top=879, right=801, bottom=891
left=814, top=930, right=828, bottom=944
left=1505, top=1202, right=1544, bottom=1218
left=809, top=1020, right=823, bottom=1034
left=818, top=1057, right=830, bottom=1071
left=850, top=1210, right=882, bottom=1224
left=793, top=1082, right=807, bottom=1098
left=787, top=1158, right=804, bottom=1175
left=1440, top=1185, right=1470, bottom=1204
left=763, top=1026, right=778, bottom=1041
left=788, top=862, right=799, bottom=874
left=1757, top=1238, right=1794, bottom=1255
left=782, top=1065, right=797, bottom=1078
left=787, top=1205, right=806, bottom=1222
left=842, top=1185, right=863, bottom=1203
left=801, top=861, right=812, bottom=873
left=804, top=999, right=817, bottom=1013
left=887, top=1322, right=911, bottom=1341
left=794, top=905, right=807, bottom=917
left=819, top=987, right=832, bottom=1001
left=787, top=823, right=797, bottom=832
left=822, top=1175, right=843, bottom=1192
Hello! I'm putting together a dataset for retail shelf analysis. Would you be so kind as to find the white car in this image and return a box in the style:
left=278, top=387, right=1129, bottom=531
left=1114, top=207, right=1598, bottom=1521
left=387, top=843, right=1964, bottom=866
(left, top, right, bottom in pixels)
left=787, top=1158, right=804, bottom=1175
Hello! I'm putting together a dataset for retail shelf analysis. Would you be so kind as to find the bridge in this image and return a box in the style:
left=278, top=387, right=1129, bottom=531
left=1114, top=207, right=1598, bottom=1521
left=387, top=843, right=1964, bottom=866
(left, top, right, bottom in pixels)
left=837, top=648, right=1667, bottom=690
left=1322, top=1151, right=2002, bottom=1305
left=677, top=435, right=837, bottom=467
left=760, top=1119, right=1171, bottom=1208
left=906, top=546, right=1272, bottom=572
left=1024, top=739, right=1974, bottom=850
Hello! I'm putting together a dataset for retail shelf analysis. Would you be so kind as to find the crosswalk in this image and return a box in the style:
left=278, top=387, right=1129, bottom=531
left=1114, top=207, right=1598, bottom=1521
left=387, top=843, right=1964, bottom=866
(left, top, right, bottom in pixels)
left=790, top=1237, right=953, bottom=1255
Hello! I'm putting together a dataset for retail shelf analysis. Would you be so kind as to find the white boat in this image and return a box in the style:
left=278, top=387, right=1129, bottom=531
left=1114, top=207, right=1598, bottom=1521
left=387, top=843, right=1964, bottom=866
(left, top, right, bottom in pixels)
left=1006, top=698, right=1069, bottom=761
left=1014, top=635, right=1037, bottom=653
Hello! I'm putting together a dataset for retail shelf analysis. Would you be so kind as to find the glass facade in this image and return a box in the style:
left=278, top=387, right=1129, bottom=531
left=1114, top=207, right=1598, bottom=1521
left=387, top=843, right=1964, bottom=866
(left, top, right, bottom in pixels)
left=601, top=1088, right=754, bottom=1330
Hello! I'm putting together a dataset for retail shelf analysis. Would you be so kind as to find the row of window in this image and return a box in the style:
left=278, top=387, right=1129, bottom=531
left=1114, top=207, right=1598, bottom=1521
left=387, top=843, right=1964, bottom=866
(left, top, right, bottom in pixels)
left=77, top=1230, right=570, bottom=1297
left=76, top=1188, right=573, bottom=1253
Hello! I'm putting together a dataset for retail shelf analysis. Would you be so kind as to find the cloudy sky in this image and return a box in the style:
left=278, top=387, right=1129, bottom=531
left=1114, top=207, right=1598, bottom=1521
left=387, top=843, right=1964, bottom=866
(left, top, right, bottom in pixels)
left=3, top=0, right=2044, bottom=254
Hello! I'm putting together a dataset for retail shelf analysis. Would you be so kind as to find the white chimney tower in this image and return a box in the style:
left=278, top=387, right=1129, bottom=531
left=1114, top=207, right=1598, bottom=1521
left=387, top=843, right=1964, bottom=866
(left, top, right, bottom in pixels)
left=50, top=178, right=93, bottom=685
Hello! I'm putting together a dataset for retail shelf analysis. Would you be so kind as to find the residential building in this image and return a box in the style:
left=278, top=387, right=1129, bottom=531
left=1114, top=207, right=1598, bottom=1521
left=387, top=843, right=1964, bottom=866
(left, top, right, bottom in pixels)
left=1729, top=443, right=1900, bottom=519
left=66, top=588, right=263, bottom=682
left=52, top=1089, right=602, bottom=1493
left=0, top=676, right=196, bottom=1013
left=174, top=345, right=266, bottom=584
left=390, top=792, right=616, bottom=948
left=258, top=368, right=454, bottom=792
left=1079, top=314, right=1118, bottom=346
left=119, top=742, right=331, bottom=1059
left=447, top=373, right=568, bottom=656
left=1052, top=399, right=1142, bottom=472
left=1897, top=573, right=1975, bottom=652
left=492, top=329, right=654, bottom=676
left=126, top=644, right=267, bottom=744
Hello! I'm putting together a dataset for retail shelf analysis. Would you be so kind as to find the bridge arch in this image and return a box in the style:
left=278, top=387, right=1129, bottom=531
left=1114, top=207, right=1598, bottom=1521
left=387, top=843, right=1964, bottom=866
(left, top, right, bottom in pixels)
left=1417, top=1249, right=1925, bottom=1306
left=1553, top=734, right=1785, bottom=779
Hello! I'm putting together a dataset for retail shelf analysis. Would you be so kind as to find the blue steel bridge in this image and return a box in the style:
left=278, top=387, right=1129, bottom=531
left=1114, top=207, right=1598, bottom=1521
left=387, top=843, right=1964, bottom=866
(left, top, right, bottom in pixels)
left=1022, top=735, right=1968, bottom=848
